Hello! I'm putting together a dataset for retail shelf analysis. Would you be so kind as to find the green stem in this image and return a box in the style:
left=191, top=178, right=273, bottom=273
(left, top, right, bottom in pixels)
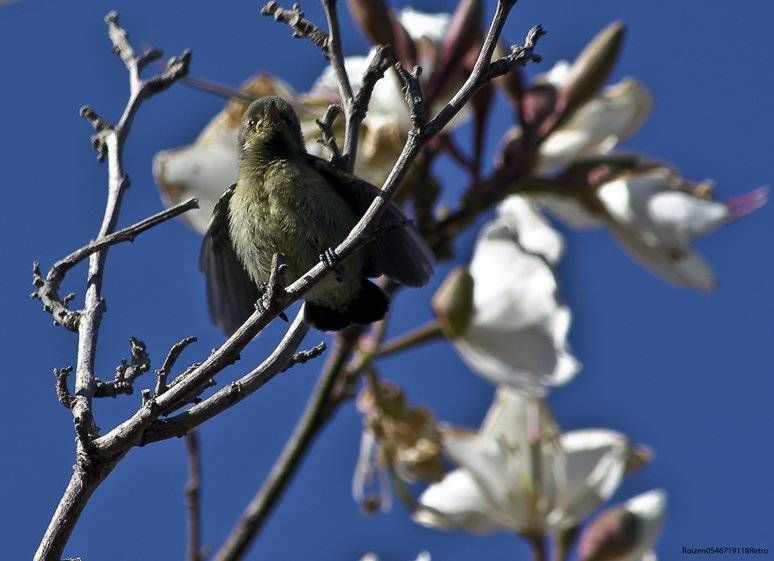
left=375, top=319, right=445, bottom=358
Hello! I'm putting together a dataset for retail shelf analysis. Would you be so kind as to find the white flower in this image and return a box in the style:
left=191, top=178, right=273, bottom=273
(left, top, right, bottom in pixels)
left=451, top=195, right=580, bottom=396
left=536, top=61, right=652, bottom=173
left=577, top=489, right=667, bottom=561
left=414, top=387, right=635, bottom=536
left=595, top=169, right=768, bottom=291
left=398, top=7, right=451, bottom=43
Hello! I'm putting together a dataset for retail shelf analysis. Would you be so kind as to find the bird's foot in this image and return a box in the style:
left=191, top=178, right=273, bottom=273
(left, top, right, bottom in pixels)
left=320, top=247, right=343, bottom=283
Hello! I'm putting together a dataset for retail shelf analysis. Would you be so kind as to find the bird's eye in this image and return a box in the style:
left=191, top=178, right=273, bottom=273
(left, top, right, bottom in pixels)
left=247, top=119, right=257, bottom=131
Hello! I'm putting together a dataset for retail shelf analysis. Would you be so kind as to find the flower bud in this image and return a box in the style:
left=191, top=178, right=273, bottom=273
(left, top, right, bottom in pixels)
left=426, top=0, right=482, bottom=101
left=521, top=83, right=558, bottom=129
left=431, top=266, right=474, bottom=338
left=558, top=21, right=626, bottom=121
left=346, top=0, right=395, bottom=47
left=577, top=489, right=666, bottom=561
left=346, top=0, right=417, bottom=67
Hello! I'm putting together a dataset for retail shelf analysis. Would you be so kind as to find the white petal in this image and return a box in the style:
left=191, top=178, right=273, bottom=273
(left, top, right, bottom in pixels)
left=550, top=429, right=628, bottom=527
left=311, top=47, right=411, bottom=130
left=597, top=169, right=729, bottom=247
left=352, top=429, right=376, bottom=503
left=540, top=60, right=572, bottom=88
left=647, top=190, right=728, bottom=245
left=497, top=195, right=565, bottom=263
left=605, top=217, right=717, bottom=292
left=537, top=193, right=605, bottom=229
left=398, top=8, right=452, bottom=43
left=624, top=489, right=668, bottom=559
left=538, top=79, right=652, bottom=172
left=458, top=213, right=580, bottom=394
left=413, top=469, right=506, bottom=535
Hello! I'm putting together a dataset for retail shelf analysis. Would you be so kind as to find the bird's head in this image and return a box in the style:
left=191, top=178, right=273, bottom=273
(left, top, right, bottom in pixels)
left=239, top=96, right=305, bottom=163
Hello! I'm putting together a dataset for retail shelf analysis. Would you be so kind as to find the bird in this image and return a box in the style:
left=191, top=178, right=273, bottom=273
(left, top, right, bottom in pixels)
left=199, top=96, right=434, bottom=335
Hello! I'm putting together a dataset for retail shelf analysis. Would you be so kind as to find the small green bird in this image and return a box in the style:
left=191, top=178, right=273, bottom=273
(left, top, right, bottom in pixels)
left=200, top=96, right=434, bottom=335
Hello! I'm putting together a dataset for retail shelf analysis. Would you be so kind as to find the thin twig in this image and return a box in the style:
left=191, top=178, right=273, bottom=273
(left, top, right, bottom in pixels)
left=94, top=337, right=150, bottom=398
left=260, top=2, right=329, bottom=53
left=155, top=336, right=198, bottom=396
left=54, top=367, right=75, bottom=409
left=140, top=310, right=312, bottom=443
left=315, top=103, right=344, bottom=165
left=210, top=326, right=364, bottom=561
left=31, top=197, right=198, bottom=332
left=184, top=430, right=205, bottom=561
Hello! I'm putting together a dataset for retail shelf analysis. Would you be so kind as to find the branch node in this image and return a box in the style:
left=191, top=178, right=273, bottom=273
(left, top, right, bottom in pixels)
left=261, top=2, right=330, bottom=55
left=351, top=45, right=393, bottom=122
left=315, top=104, right=344, bottom=165
left=94, top=338, right=150, bottom=398
left=54, top=366, right=76, bottom=409
left=395, top=64, right=428, bottom=133
left=155, top=336, right=198, bottom=396
left=283, top=341, right=327, bottom=372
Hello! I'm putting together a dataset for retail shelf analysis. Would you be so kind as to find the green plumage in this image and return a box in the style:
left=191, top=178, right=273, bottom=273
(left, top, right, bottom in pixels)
left=200, top=96, right=434, bottom=334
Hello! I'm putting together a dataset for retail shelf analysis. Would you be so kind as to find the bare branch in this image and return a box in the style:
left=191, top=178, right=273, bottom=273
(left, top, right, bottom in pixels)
left=260, top=2, right=329, bottom=53
left=94, top=338, right=150, bottom=398
left=34, top=12, right=191, bottom=561
left=184, top=430, right=206, bottom=561
left=31, top=198, right=198, bottom=332
left=395, top=64, right=428, bottom=133
left=283, top=341, right=327, bottom=372
left=155, top=336, right=198, bottom=396
left=315, top=103, right=344, bottom=165
left=54, top=366, right=75, bottom=409
left=210, top=325, right=362, bottom=561
left=35, top=5, right=543, bottom=560
left=140, top=310, right=312, bottom=444
left=351, top=45, right=392, bottom=120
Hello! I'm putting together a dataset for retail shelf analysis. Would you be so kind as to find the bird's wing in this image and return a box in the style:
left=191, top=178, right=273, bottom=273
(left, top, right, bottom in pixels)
left=309, top=156, right=434, bottom=287
left=199, top=184, right=260, bottom=336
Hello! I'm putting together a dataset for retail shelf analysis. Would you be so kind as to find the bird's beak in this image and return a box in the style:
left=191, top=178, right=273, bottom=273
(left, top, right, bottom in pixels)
left=262, top=98, right=282, bottom=124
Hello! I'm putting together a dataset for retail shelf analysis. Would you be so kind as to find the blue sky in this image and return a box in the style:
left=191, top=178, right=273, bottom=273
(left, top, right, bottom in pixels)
left=2, top=0, right=772, bottom=560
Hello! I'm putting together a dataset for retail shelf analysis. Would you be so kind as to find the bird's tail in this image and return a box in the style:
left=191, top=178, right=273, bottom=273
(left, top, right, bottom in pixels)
left=304, top=280, right=391, bottom=331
